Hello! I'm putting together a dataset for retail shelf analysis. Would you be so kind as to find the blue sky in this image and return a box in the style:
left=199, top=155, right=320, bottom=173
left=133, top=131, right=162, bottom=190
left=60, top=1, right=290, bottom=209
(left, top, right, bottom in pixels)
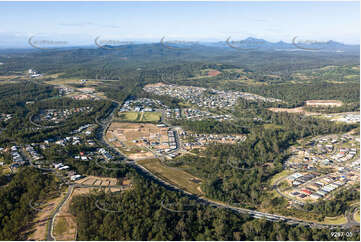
left=0, top=1, right=359, bottom=48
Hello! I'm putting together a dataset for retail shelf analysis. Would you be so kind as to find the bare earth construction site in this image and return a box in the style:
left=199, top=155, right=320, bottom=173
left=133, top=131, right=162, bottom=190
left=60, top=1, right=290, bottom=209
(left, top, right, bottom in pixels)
left=106, top=122, right=175, bottom=160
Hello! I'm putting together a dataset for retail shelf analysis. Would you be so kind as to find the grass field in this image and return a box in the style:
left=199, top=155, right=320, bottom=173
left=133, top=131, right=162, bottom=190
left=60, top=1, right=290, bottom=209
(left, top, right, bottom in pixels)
left=344, top=74, right=359, bottom=79
left=120, top=112, right=140, bottom=121
left=118, top=111, right=161, bottom=122
left=269, top=170, right=292, bottom=186
left=142, top=112, right=161, bottom=122
left=354, top=210, right=360, bottom=223
left=27, top=194, right=63, bottom=241
left=54, top=217, right=67, bottom=236
left=322, top=215, right=347, bottom=225
left=137, top=159, right=203, bottom=195
left=0, top=166, right=12, bottom=175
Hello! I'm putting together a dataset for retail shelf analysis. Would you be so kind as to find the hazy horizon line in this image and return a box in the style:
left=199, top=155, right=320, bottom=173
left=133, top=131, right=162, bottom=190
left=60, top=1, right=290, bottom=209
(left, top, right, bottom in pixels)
left=0, top=35, right=360, bottom=50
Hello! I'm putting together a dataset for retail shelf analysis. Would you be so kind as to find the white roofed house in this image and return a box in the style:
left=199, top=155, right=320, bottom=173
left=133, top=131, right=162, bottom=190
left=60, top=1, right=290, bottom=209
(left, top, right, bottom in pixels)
left=71, top=174, right=82, bottom=181
left=54, top=163, right=63, bottom=169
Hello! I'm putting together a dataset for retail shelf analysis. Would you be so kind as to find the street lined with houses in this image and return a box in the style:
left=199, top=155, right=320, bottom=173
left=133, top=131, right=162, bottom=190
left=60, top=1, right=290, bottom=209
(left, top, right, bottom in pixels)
left=1, top=79, right=357, bottom=241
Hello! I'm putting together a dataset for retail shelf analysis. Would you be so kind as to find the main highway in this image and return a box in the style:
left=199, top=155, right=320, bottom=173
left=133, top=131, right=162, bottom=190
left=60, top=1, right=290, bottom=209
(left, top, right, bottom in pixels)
left=39, top=83, right=358, bottom=241
left=93, top=100, right=358, bottom=230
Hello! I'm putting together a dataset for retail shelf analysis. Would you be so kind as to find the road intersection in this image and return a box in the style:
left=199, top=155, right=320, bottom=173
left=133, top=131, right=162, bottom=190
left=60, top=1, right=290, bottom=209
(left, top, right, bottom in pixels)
left=25, top=87, right=358, bottom=241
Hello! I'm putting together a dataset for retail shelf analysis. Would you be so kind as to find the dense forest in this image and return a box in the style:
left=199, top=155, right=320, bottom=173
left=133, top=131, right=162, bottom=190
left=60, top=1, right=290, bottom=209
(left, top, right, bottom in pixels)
left=0, top=44, right=359, bottom=241
left=0, top=168, right=58, bottom=240
left=1, top=43, right=359, bottom=77
left=1, top=45, right=359, bottom=107
left=70, top=174, right=360, bottom=241
left=169, top=106, right=357, bottom=207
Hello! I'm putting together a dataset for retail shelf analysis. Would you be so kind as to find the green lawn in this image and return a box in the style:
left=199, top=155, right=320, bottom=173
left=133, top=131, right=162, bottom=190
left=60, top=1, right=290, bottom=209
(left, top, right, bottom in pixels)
left=269, top=170, right=292, bottom=186
left=0, top=166, right=12, bottom=175
left=119, top=112, right=140, bottom=121
left=142, top=112, right=161, bottom=122
left=322, top=215, right=347, bottom=225
left=137, top=159, right=202, bottom=195
left=118, top=111, right=161, bottom=123
left=54, top=217, right=67, bottom=236
left=354, top=211, right=360, bottom=223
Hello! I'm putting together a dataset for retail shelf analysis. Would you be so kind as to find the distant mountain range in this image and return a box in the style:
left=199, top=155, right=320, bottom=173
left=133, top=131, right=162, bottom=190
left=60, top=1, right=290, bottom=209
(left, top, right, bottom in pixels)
left=0, top=33, right=359, bottom=52
left=98, top=37, right=359, bottom=53
left=200, top=37, right=359, bottom=52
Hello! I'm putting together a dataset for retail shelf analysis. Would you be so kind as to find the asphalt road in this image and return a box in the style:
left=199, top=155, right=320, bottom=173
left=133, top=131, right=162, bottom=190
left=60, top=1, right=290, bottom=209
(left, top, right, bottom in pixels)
left=273, top=173, right=305, bottom=206
left=46, top=181, right=128, bottom=241
left=39, top=84, right=359, bottom=239
left=345, top=205, right=360, bottom=228
left=99, top=101, right=358, bottom=230
left=47, top=184, right=74, bottom=241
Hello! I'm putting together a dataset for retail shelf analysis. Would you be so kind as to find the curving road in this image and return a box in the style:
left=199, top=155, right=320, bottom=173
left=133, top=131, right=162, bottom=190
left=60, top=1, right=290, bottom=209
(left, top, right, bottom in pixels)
left=273, top=173, right=305, bottom=206
left=345, top=205, right=360, bottom=228
left=46, top=181, right=128, bottom=241
left=47, top=184, right=74, bottom=241
left=94, top=95, right=359, bottom=230
left=273, top=172, right=359, bottom=229
left=41, top=83, right=359, bottom=238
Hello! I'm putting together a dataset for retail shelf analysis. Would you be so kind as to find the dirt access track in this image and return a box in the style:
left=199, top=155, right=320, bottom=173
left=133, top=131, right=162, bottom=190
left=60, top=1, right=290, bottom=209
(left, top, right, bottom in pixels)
left=52, top=176, right=124, bottom=241
left=53, top=187, right=94, bottom=241
left=144, top=82, right=166, bottom=88
left=268, top=106, right=319, bottom=115
left=74, top=176, right=118, bottom=187
left=305, top=100, right=343, bottom=107
left=269, top=99, right=343, bottom=115
left=28, top=176, right=122, bottom=241
left=26, top=192, right=64, bottom=241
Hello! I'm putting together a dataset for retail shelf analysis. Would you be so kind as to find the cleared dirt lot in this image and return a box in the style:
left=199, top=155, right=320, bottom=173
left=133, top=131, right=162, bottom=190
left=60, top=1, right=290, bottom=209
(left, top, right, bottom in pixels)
left=75, top=176, right=118, bottom=186
left=27, top=193, right=64, bottom=241
left=106, top=122, right=171, bottom=159
left=207, top=70, right=221, bottom=76
left=144, top=82, right=166, bottom=88
left=49, top=176, right=123, bottom=240
left=53, top=187, right=89, bottom=241
left=268, top=107, right=319, bottom=116
left=53, top=176, right=122, bottom=241
left=305, top=100, right=343, bottom=107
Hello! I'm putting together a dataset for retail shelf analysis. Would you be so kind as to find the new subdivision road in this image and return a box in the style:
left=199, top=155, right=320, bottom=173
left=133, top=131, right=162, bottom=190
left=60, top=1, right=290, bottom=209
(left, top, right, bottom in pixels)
left=46, top=82, right=359, bottom=233
left=47, top=185, right=74, bottom=241
left=46, top=181, right=129, bottom=241
left=93, top=94, right=359, bottom=230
